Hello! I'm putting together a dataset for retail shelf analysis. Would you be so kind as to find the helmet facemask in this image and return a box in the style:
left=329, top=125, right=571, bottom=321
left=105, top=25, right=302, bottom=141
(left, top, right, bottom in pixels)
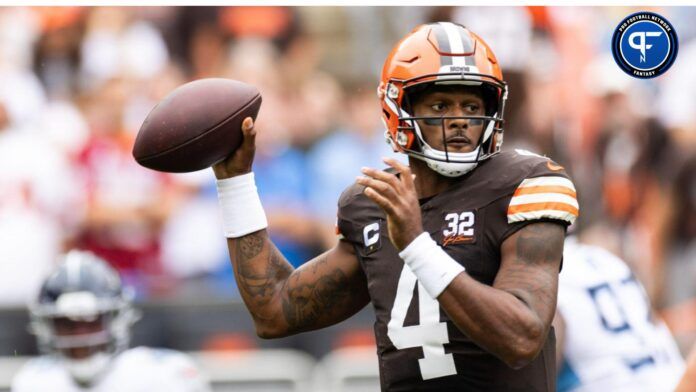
left=385, top=75, right=507, bottom=177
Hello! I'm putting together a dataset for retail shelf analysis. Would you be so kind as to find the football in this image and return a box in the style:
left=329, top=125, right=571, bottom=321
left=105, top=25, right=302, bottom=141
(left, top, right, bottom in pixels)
left=132, top=78, right=262, bottom=173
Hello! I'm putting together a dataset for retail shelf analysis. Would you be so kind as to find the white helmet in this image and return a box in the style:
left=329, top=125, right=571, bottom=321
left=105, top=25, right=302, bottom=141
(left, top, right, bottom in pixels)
left=28, top=251, right=140, bottom=385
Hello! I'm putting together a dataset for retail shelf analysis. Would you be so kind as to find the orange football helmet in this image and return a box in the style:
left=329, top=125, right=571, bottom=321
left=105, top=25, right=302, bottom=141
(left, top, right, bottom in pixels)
left=379, top=22, right=508, bottom=176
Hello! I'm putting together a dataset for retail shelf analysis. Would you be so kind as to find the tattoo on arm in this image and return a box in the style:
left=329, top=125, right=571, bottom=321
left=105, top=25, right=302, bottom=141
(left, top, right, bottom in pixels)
left=237, top=232, right=264, bottom=260
left=233, top=231, right=292, bottom=308
left=495, top=222, right=564, bottom=318
left=281, top=254, right=352, bottom=329
left=515, top=223, right=563, bottom=266
left=230, top=232, right=367, bottom=334
left=282, top=251, right=367, bottom=330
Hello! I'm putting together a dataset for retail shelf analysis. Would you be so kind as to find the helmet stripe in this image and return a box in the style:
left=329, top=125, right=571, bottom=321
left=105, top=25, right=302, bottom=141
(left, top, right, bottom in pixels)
left=439, top=22, right=476, bottom=66
left=458, top=26, right=476, bottom=66
left=432, top=23, right=452, bottom=66
left=66, top=252, right=81, bottom=288
left=455, top=25, right=475, bottom=52
left=440, top=22, right=465, bottom=66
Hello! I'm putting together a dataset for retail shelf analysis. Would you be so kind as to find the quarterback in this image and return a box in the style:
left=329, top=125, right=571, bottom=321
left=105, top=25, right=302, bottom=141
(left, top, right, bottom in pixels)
left=213, top=22, right=578, bottom=391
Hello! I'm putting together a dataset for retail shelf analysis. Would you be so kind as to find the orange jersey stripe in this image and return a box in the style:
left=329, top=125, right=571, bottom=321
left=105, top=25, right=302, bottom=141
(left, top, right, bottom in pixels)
left=507, top=202, right=579, bottom=216
left=513, top=185, right=577, bottom=198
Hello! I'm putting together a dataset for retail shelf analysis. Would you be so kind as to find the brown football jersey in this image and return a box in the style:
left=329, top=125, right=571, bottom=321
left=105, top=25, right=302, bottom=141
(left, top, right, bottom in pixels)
left=336, top=149, right=578, bottom=391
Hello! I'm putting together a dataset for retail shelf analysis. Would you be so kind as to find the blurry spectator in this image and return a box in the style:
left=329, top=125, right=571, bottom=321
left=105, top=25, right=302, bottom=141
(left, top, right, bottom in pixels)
left=291, top=71, right=345, bottom=150
left=0, top=122, right=86, bottom=232
left=225, top=33, right=342, bottom=151
left=343, top=7, right=398, bottom=82
left=660, top=156, right=696, bottom=353
left=658, top=36, right=696, bottom=141
left=0, top=101, right=7, bottom=130
left=253, top=148, right=319, bottom=267
left=0, top=68, right=46, bottom=129
left=0, top=121, right=83, bottom=306
left=187, top=21, right=226, bottom=79
left=451, top=7, right=532, bottom=71
left=160, top=171, right=229, bottom=280
left=122, top=63, right=187, bottom=139
left=662, top=156, right=696, bottom=306
left=32, top=7, right=85, bottom=99
left=0, top=8, right=40, bottom=71
left=75, top=78, right=179, bottom=295
left=37, top=100, right=91, bottom=159
left=0, top=203, right=60, bottom=307
left=306, top=82, right=402, bottom=226
left=163, top=7, right=223, bottom=78
left=574, top=49, right=680, bottom=299
left=79, top=8, right=169, bottom=92
left=252, top=102, right=322, bottom=267
left=219, top=6, right=299, bottom=51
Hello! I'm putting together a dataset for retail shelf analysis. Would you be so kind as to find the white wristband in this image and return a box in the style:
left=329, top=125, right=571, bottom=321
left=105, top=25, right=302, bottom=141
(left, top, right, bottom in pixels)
left=399, top=232, right=465, bottom=299
left=216, top=173, right=268, bottom=238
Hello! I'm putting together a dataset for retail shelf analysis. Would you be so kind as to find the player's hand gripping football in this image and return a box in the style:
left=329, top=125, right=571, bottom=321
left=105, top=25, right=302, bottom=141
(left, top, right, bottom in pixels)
left=212, top=117, right=256, bottom=180
left=357, top=158, right=423, bottom=251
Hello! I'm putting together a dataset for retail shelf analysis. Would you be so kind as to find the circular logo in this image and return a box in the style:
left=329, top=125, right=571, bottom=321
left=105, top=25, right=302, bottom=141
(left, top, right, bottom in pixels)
left=611, top=12, right=678, bottom=78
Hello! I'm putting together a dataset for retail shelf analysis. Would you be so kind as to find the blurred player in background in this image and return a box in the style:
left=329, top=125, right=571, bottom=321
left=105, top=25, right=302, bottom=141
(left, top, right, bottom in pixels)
left=212, top=22, right=578, bottom=390
left=554, top=238, right=684, bottom=391
left=12, top=250, right=210, bottom=392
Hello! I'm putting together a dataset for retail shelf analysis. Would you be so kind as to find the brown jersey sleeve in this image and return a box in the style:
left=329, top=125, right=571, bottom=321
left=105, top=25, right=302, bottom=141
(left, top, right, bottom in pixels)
left=336, top=182, right=363, bottom=245
left=487, top=151, right=579, bottom=245
left=506, top=156, right=578, bottom=225
left=336, top=171, right=393, bottom=256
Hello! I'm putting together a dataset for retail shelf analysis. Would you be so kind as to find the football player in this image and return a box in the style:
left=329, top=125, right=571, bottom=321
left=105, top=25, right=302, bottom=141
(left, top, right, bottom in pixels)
left=12, top=250, right=210, bottom=392
left=213, top=22, right=578, bottom=390
left=555, top=238, right=684, bottom=391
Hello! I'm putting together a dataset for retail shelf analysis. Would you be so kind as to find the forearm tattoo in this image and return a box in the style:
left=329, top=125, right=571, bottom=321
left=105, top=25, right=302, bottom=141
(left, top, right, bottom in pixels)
left=237, top=232, right=264, bottom=260
left=231, top=232, right=358, bottom=332
left=233, top=231, right=292, bottom=308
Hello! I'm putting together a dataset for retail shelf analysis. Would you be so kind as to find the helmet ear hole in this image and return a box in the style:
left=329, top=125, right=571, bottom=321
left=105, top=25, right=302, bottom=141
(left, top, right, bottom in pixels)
left=480, top=84, right=499, bottom=116
left=403, top=84, right=429, bottom=112
left=396, top=131, right=409, bottom=147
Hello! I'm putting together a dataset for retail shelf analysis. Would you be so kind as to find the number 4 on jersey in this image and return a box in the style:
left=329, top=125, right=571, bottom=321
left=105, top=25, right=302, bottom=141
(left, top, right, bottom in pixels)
left=387, top=265, right=457, bottom=380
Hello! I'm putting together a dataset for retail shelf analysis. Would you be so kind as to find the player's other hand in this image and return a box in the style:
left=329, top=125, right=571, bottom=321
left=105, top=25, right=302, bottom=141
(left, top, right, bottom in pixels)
left=213, top=117, right=256, bottom=179
left=357, top=158, right=423, bottom=250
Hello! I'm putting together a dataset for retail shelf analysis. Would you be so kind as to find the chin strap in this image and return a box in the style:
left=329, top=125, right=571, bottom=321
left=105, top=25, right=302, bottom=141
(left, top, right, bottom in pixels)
left=420, top=144, right=481, bottom=177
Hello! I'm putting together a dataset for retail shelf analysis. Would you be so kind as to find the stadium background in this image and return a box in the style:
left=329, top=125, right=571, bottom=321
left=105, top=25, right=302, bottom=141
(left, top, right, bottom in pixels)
left=0, top=5, right=694, bottom=390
